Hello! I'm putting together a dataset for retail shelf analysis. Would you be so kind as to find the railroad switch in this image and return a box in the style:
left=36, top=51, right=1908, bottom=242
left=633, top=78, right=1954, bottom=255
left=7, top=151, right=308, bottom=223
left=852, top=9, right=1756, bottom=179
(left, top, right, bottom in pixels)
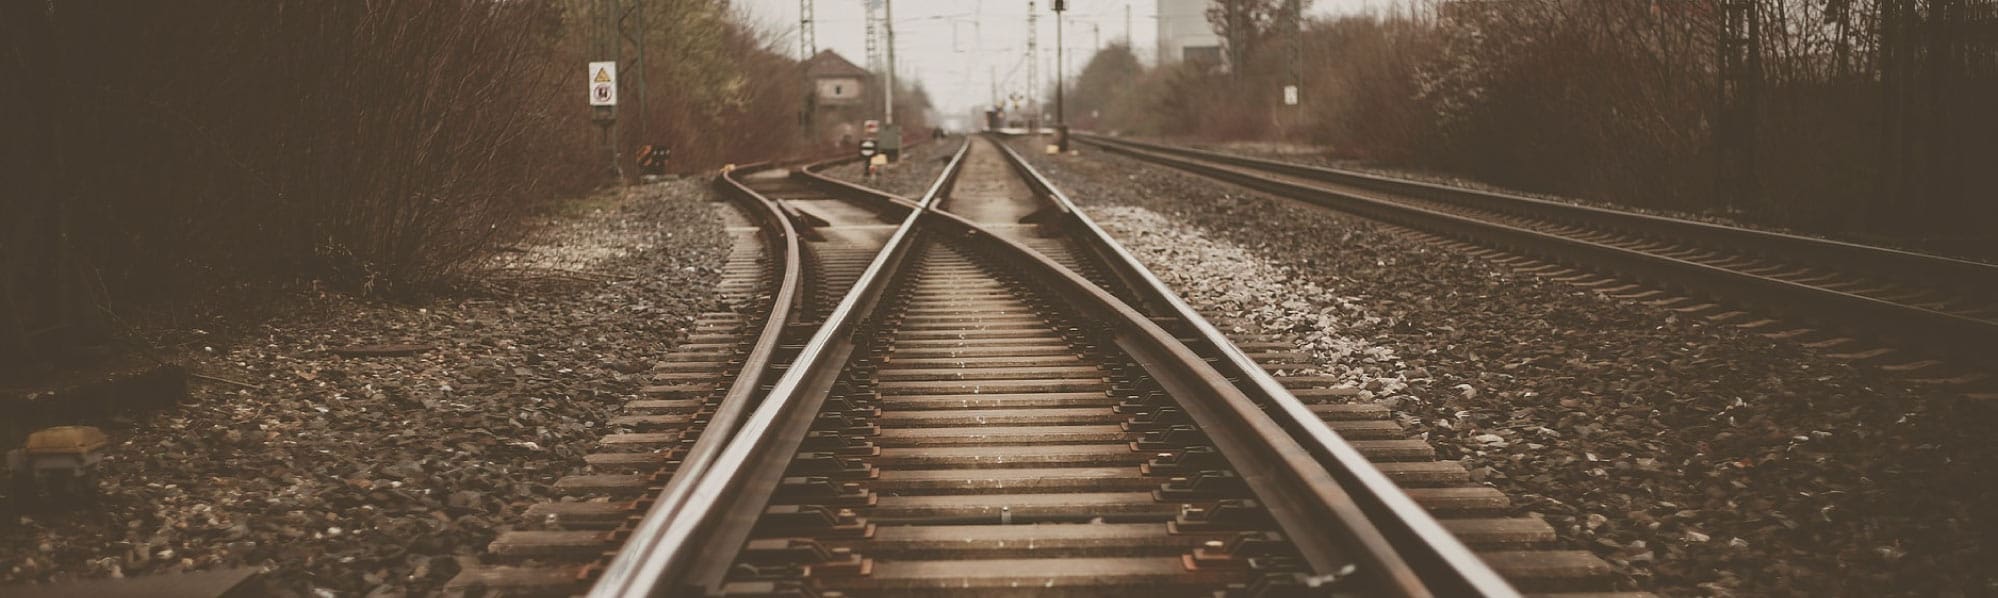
left=1171, top=499, right=1276, bottom=532
left=775, top=476, right=876, bottom=507
left=1156, top=469, right=1250, bottom=501
left=756, top=504, right=874, bottom=538
left=6, top=425, right=109, bottom=499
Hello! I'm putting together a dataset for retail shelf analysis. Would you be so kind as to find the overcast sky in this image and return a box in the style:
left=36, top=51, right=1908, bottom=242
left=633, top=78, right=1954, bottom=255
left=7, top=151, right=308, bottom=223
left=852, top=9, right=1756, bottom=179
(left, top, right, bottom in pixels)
left=734, top=0, right=1401, bottom=122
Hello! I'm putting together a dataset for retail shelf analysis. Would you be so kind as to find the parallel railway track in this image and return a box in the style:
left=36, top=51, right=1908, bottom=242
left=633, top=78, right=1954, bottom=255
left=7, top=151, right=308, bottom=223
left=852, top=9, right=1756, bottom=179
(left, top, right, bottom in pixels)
left=1075, top=134, right=1997, bottom=387
left=577, top=137, right=1640, bottom=597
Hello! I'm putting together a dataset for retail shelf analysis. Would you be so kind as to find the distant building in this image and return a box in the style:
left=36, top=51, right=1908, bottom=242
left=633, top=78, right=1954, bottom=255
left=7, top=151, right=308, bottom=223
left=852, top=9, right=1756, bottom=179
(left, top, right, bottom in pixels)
left=803, top=50, right=875, bottom=146
left=1156, top=0, right=1223, bottom=67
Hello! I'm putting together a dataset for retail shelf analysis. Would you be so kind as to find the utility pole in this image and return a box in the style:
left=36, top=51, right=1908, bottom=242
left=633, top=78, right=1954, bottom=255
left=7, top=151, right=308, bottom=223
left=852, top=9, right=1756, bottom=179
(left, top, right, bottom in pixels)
left=1288, top=0, right=1302, bottom=112
left=882, top=0, right=900, bottom=160
left=979, top=0, right=995, bottom=110
left=799, top=0, right=816, bottom=60
left=1125, top=3, right=1133, bottom=46
left=800, top=0, right=816, bottom=142
left=884, top=0, right=896, bottom=126
left=1027, top=1, right=1039, bottom=133
left=864, top=0, right=881, bottom=74
left=591, top=0, right=623, bottom=181
left=1054, top=0, right=1069, bottom=152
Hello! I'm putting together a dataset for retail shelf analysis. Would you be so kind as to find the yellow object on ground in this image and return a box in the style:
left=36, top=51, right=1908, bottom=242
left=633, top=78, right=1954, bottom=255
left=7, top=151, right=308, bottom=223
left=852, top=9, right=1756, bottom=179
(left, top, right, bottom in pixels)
left=24, top=426, right=109, bottom=456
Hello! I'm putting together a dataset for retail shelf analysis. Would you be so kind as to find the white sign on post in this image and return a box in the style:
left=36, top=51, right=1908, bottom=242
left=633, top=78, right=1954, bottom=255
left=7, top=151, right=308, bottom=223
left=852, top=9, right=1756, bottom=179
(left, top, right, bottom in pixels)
left=589, top=61, right=618, bottom=107
left=1283, top=85, right=1299, bottom=106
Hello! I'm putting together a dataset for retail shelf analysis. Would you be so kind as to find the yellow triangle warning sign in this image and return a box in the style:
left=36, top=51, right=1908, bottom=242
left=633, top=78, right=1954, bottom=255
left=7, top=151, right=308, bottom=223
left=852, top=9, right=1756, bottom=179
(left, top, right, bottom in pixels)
left=593, top=68, right=612, bottom=83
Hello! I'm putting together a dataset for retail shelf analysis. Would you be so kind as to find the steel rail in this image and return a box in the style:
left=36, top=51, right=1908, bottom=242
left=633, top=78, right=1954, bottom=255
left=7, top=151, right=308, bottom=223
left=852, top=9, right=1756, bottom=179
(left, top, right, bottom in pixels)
left=589, top=142, right=970, bottom=597
left=591, top=143, right=942, bottom=593
left=588, top=161, right=816, bottom=597
left=602, top=135, right=1469, bottom=596
left=1076, top=135, right=1998, bottom=360
left=1078, top=134, right=1998, bottom=298
left=988, top=137, right=1520, bottom=597
left=914, top=207, right=1436, bottom=596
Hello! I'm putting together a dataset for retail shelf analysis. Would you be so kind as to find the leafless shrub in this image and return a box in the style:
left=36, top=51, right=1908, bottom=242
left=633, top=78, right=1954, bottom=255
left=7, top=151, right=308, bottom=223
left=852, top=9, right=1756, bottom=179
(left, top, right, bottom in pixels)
left=1076, top=0, right=1997, bottom=251
left=2, top=1, right=812, bottom=375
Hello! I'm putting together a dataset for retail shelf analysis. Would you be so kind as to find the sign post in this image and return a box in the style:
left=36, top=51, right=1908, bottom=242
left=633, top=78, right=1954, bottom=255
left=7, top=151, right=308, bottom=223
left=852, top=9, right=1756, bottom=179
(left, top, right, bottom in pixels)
left=589, top=61, right=621, bottom=181
left=1283, top=85, right=1300, bottom=107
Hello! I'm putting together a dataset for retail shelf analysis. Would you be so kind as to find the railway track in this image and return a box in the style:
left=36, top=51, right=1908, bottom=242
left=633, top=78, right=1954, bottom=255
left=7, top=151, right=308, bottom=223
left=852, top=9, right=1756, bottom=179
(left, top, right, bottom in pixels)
left=1074, top=134, right=1997, bottom=389
left=580, top=136, right=1639, bottom=597
left=446, top=158, right=916, bottom=594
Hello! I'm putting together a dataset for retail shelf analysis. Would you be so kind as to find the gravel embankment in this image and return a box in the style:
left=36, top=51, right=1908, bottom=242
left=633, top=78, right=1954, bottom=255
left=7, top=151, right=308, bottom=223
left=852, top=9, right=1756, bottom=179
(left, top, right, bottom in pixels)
left=1017, top=140, right=1992, bottom=596
left=0, top=180, right=729, bottom=595
left=821, top=136, right=963, bottom=198
left=1150, top=137, right=1995, bottom=264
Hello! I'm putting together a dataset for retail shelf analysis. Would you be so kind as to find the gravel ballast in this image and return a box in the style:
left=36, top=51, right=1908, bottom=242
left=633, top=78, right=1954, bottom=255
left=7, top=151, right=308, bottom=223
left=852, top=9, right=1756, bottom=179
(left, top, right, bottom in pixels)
left=1162, top=137, right=1994, bottom=264
left=0, top=180, right=729, bottom=595
left=1017, top=140, right=1990, bottom=596
left=821, top=136, right=962, bottom=198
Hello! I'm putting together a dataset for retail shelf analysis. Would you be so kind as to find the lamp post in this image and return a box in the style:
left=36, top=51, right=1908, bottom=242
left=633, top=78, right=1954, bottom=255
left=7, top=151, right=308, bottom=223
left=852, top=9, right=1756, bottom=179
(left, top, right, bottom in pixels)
left=1052, top=0, right=1069, bottom=152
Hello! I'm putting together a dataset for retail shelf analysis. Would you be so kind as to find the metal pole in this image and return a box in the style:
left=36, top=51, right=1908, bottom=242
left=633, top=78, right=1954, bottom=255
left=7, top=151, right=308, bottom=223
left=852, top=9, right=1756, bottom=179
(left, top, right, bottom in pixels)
left=1054, top=2, right=1068, bottom=151
left=610, top=0, right=625, bottom=180
left=884, top=0, right=896, bottom=126
left=801, top=0, right=816, bottom=142
left=799, top=0, right=816, bottom=60
left=1027, top=1, right=1038, bottom=133
left=865, top=0, right=880, bottom=74
left=1289, top=0, right=1302, bottom=113
left=592, top=0, right=623, bottom=183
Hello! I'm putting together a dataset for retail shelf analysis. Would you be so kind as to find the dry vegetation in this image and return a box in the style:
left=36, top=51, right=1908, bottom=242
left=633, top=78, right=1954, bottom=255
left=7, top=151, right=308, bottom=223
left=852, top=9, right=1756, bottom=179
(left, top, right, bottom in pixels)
left=1, top=1, right=815, bottom=379
left=1071, top=0, right=1998, bottom=253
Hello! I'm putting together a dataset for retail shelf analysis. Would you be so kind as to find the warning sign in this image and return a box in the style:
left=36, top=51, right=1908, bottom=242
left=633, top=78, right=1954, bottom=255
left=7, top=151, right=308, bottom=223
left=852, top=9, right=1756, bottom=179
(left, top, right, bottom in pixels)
left=589, top=61, right=617, bottom=107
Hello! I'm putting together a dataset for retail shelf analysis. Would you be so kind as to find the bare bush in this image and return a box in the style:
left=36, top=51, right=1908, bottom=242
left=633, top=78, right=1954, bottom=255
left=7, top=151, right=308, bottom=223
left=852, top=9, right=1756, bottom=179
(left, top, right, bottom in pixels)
left=2, top=1, right=812, bottom=376
left=1073, top=0, right=1997, bottom=252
